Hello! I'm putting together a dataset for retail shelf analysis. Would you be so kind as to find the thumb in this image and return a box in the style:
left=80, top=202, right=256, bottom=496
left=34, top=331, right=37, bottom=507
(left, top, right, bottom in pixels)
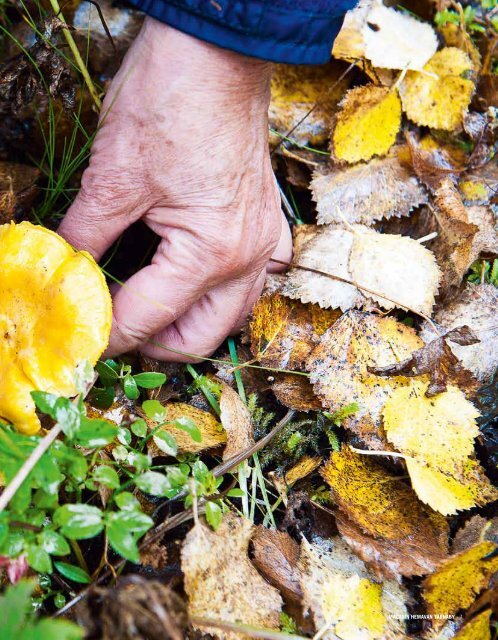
left=58, top=166, right=147, bottom=260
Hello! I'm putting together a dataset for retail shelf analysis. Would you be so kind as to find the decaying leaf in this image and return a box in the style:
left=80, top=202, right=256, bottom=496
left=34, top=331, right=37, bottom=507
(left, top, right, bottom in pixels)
left=438, top=22, right=481, bottom=77
left=249, top=293, right=339, bottom=370
left=181, top=514, right=282, bottom=639
left=421, top=283, right=498, bottom=382
left=311, top=149, right=428, bottom=226
left=382, top=380, right=480, bottom=475
left=271, top=373, right=323, bottom=412
left=0, top=222, right=111, bottom=433
left=370, top=326, right=479, bottom=396
left=332, top=0, right=437, bottom=71
left=299, top=537, right=408, bottom=639
left=146, top=402, right=226, bottom=456
left=284, top=455, right=322, bottom=486
left=251, top=527, right=302, bottom=604
left=423, top=541, right=498, bottom=628
left=459, top=162, right=498, bottom=205
left=405, top=457, right=498, bottom=515
left=399, top=48, right=475, bottom=131
left=307, top=311, right=423, bottom=448
left=218, top=380, right=254, bottom=461
left=0, top=162, right=40, bottom=223
left=431, top=179, right=497, bottom=291
left=322, top=448, right=449, bottom=550
left=335, top=510, right=448, bottom=581
left=406, top=131, right=466, bottom=192
left=349, top=226, right=440, bottom=315
left=332, top=85, right=402, bottom=164
left=453, top=609, right=491, bottom=640
left=269, top=62, right=350, bottom=147
left=282, top=225, right=440, bottom=316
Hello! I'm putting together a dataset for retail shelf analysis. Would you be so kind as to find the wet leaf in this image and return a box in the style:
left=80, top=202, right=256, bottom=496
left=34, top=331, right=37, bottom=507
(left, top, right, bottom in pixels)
left=306, top=311, right=423, bottom=448
left=332, top=85, right=401, bottom=163
left=218, top=380, right=253, bottom=461
left=399, top=47, right=475, bottom=131
left=181, top=514, right=282, bottom=639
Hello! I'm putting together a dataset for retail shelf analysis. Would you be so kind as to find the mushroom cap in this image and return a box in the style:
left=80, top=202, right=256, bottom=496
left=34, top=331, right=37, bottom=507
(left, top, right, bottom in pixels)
left=0, top=222, right=112, bottom=433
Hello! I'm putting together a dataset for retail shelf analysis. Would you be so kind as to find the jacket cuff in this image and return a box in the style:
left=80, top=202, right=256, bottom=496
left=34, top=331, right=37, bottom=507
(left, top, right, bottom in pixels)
left=126, top=0, right=356, bottom=65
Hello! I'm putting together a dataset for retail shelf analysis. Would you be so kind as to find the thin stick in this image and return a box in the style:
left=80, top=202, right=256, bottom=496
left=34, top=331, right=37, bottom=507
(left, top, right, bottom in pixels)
left=48, top=0, right=102, bottom=109
left=350, top=446, right=407, bottom=460
left=0, top=423, right=62, bottom=513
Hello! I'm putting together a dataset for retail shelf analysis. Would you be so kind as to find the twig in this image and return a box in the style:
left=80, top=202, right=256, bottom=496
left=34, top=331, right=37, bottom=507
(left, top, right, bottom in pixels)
left=48, top=0, right=102, bottom=109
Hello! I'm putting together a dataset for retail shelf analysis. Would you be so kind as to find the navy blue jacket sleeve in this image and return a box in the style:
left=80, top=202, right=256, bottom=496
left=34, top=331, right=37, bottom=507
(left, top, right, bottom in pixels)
left=126, top=0, right=357, bottom=65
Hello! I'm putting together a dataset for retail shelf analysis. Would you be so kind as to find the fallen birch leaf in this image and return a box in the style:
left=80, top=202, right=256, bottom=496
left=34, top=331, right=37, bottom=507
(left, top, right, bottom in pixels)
left=146, top=402, right=226, bottom=456
left=271, top=373, right=323, bottom=412
left=349, top=226, right=440, bottom=315
left=332, top=85, right=401, bottom=164
left=0, top=162, right=40, bottom=223
left=459, top=162, right=498, bottom=206
left=321, top=448, right=449, bottom=546
left=281, top=225, right=365, bottom=311
left=405, top=457, right=498, bottom=515
left=421, top=283, right=498, bottom=381
left=284, top=455, right=322, bottom=486
left=439, top=22, right=481, bottom=76
left=399, top=48, right=475, bottom=131
left=283, top=225, right=440, bottom=316
left=218, top=380, right=254, bottom=461
left=251, top=527, right=302, bottom=604
left=406, top=132, right=466, bottom=192
left=299, top=537, right=408, bottom=640
left=307, top=311, right=423, bottom=448
left=370, top=326, right=479, bottom=396
left=181, top=514, right=282, bottom=640
left=269, top=62, right=350, bottom=147
left=382, top=380, right=480, bottom=474
left=311, top=150, right=428, bottom=226
left=249, top=293, right=338, bottom=370
left=332, top=0, right=437, bottom=71
left=0, top=222, right=112, bottom=433
left=423, top=541, right=498, bottom=628
left=453, top=609, right=491, bottom=640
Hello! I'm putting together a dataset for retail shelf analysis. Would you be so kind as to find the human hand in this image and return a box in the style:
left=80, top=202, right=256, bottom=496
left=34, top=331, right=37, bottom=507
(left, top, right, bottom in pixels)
left=59, top=17, right=292, bottom=360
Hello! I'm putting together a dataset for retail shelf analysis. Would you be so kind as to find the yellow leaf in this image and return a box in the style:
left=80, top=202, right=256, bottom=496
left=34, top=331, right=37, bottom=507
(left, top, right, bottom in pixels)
left=454, top=609, right=491, bottom=640
left=382, top=381, right=480, bottom=474
left=321, top=448, right=449, bottom=545
left=218, top=379, right=253, bottom=461
left=405, top=457, right=498, bottom=516
left=311, top=148, right=428, bottom=226
left=284, top=455, right=322, bottom=486
left=306, top=311, right=423, bottom=448
left=299, top=537, right=408, bottom=640
left=423, top=542, right=498, bottom=625
left=332, top=86, right=401, bottom=164
left=181, top=514, right=282, bottom=640
left=146, top=402, right=226, bottom=456
left=0, top=222, right=111, bottom=433
left=399, top=48, right=475, bottom=131
left=269, top=62, right=350, bottom=147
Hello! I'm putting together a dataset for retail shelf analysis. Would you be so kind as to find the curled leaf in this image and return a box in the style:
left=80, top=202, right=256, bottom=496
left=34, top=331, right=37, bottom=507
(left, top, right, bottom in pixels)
left=218, top=380, right=254, bottom=461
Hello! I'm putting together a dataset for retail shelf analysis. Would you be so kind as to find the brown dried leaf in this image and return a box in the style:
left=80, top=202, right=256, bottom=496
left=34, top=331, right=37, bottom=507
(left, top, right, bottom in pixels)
left=271, top=373, right=323, bottom=412
left=284, top=455, right=322, bottom=486
left=298, top=537, right=409, bottom=640
left=322, top=448, right=449, bottom=559
left=459, top=162, right=498, bottom=205
left=251, top=527, right=302, bottom=604
left=181, top=514, right=282, bottom=640
left=406, top=131, right=466, bottom=192
left=146, top=402, right=226, bottom=456
left=421, top=283, right=498, bottom=381
left=306, top=311, right=423, bottom=448
left=311, top=149, right=428, bottom=226
left=0, top=162, right=40, bottom=222
left=218, top=379, right=253, bottom=461
left=369, top=326, right=480, bottom=396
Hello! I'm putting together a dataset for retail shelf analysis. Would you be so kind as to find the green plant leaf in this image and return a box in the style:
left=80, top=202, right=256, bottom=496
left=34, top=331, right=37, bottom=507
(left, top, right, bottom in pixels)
left=95, top=360, right=119, bottom=387
left=27, top=544, right=52, bottom=573
left=88, top=386, right=115, bottom=410
left=54, top=504, right=104, bottom=540
left=74, top=360, right=94, bottom=394
left=152, top=431, right=178, bottom=457
left=122, top=375, right=140, bottom=400
left=226, top=488, right=245, bottom=498
left=106, top=510, right=153, bottom=563
left=133, top=372, right=167, bottom=389
left=131, top=418, right=147, bottom=437
left=54, top=561, right=91, bottom=584
left=74, top=418, right=118, bottom=448
left=115, top=492, right=141, bottom=511
left=31, top=391, right=58, bottom=417
left=0, top=579, right=37, bottom=636
left=93, top=465, right=120, bottom=489
left=205, top=501, right=223, bottom=531
left=172, top=417, right=202, bottom=443
left=142, top=399, right=167, bottom=423
left=39, top=530, right=70, bottom=556
left=135, top=471, right=171, bottom=496
left=117, top=426, right=131, bottom=446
